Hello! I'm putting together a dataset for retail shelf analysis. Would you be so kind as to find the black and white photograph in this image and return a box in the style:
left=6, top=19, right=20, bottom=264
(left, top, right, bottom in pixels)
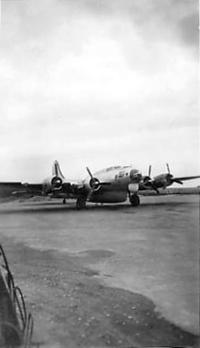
left=0, top=0, right=199, bottom=347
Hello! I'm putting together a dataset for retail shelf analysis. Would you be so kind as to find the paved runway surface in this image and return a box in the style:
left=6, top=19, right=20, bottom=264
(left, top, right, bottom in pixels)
left=0, top=194, right=199, bottom=347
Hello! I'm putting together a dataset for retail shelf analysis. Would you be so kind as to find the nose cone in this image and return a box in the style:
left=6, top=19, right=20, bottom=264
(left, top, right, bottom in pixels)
left=130, top=169, right=142, bottom=183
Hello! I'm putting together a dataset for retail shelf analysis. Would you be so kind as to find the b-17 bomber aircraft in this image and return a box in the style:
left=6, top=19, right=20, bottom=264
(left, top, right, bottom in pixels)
left=13, top=161, right=143, bottom=209
left=0, top=161, right=200, bottom=209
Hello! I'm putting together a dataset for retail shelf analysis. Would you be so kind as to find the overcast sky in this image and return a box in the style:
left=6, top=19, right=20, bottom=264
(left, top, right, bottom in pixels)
left=0, top=0, right=199, bottom=183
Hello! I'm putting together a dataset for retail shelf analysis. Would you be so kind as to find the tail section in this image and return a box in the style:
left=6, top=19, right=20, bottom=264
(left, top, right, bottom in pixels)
left=52, top=160, right=65, bottom=179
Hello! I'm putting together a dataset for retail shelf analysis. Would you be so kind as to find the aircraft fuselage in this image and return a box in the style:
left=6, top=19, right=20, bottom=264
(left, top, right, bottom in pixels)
left=82, top=166, right=141, bottom=203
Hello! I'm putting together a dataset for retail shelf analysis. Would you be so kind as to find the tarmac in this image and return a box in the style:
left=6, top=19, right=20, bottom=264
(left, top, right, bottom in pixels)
left=0, top=194, right=199, bottom=347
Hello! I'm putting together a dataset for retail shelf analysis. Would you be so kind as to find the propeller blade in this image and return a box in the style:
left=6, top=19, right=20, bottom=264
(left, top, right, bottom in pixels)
left=148, top=165, right=152, bottom=178
left=173, top=179, right=183, bottom=185
left=86, top=167, right=93, bottom=179
left=166, top=163, right=170, bottom=174
left=86, top=167, right=111, bottom=192
left=150, top=182, right=160, bottom=194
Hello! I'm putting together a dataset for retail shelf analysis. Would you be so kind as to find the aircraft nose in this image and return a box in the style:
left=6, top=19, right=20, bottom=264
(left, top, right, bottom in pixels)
left=130, top=169, right=142, bottom=183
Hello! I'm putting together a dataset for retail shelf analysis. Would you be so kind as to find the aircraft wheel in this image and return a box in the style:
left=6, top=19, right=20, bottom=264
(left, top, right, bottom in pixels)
left=129, top=194, right=140, bottom=207
left=63, top=198, right=66, bottom=204
left=76, top=196, right=86, bottom=210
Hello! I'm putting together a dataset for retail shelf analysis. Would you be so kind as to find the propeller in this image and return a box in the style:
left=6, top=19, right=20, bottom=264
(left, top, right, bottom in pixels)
left=142, top=165, right=160, bottom=193
left=148, top=165, right=152, bottom=178
left=86, top=167, right=110, bottom=191
left=166, top=163, right=170, bottom=174
left=130, top=169, right=142, bottom=183
left=143, top=162, right=197, bottom=191
left=165, top=163, right=183, bottom=185
left=165, top=163, right=173, bottom=182
left=143, top=166, right=151, bottom=183
left=165, top=163, right=200, bottom=184
left=51, top=176, right=63, bottom=189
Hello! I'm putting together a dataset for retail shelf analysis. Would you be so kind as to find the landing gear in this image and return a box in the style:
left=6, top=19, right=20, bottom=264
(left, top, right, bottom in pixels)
left=129, top=193, right=140, bottom=207
left=63, top=198, right=66, bottom=204
left=76, top=196, right=87, bottom=210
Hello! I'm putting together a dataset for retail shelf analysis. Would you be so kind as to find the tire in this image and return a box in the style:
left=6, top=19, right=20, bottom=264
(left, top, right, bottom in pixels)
left=129, top=194, right=140, bottom=207
left=76, top=196, right=86, bottom=210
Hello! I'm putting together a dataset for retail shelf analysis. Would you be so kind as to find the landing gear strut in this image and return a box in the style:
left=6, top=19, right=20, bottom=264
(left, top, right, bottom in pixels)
left=129, top=193, right=140, bottom=207
left=76, top=196, right=87, bottom=210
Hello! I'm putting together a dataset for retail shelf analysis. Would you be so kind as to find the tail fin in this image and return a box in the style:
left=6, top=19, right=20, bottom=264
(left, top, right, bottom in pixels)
left=52, top=160, right=65, bottom=179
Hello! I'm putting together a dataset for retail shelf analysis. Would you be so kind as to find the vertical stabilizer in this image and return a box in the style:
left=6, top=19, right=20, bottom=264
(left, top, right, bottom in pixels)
left=52, top=160, right=65, bottom=179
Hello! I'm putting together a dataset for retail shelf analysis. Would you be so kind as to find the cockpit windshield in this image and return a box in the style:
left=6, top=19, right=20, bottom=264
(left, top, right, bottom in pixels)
left=105, top=166, right=121, bottom=172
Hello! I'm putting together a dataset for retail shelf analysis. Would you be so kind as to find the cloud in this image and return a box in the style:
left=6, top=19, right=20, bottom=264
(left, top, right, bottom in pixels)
left=0, top=0, right=198, bottom=181
left=57, top=0, right=198, bottom=48
left=2, top=0, right=198, bottom=48
left=178, top=12, right=199, bottom=47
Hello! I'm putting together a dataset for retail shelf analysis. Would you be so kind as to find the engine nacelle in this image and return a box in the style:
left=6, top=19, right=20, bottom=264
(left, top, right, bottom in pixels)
left=42, top=176, right=63, bottom=194
left=129, top=169, right=142, bottom=183
left=51, top=176, right=63, bottom=189
left=89, top=177, right=101, bottom=191
left=153, top=173, right=173, bottom=187
left=143, top=175, right=151, bottom=184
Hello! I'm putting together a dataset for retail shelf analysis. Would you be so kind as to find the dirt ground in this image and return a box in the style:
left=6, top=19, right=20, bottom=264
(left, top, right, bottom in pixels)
left=0, top=195, right=199, bottom=347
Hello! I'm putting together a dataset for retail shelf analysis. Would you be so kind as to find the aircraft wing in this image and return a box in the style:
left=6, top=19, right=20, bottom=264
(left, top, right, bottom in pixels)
left=139, top=181, right=159, bottom=193
left=173, top=175, right=200, bottom=181
left=0, top=182, right=22, bottom=187
left=22, top=182, right=88, bottom=199
left=139, top=182, right=149, bottom=190
left=21, top=183, right=44, bottom=195
left=0, top=182, right=44, bottom=197
left=0, top=182, right=24, bottom=198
